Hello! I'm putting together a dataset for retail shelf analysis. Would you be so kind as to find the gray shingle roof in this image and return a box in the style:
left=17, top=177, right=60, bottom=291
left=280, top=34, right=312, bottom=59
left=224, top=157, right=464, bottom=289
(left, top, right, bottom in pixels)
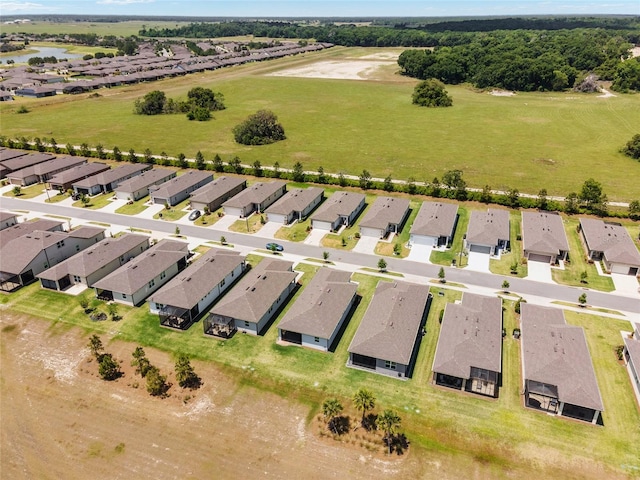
left=520, top=303, right=604, bottom=412
left=522, top=211, right=569, bottom=256
left=222, top=180, right=287, bottom=208
left=580, top=218, right=640, bottom=266
left=1, top=230, right=74, bottom=275
left=149, top=249, right=245, bottom=309
left=0, top=211, right=18, bottom=222
left=358, top=196, right=410, bottom=230
left=624, top=334, right=640, bottom=380
left=432, top=293, right=503, bottom=379
left=92, top=239, right=188, bottom=295
left=6, top=156, right=87, bottom=180
left=410, top=201, right=459, bottom=237
left=37, top=233, right=149, bottom=281
left=189, top=176, right=247, bottom=204
left=0, top=149, right=29, bottom=162
left=0, top=219, right=64, bottom=248
left=149, top=171, right=212, bottom=199
left=0, top=152, right=54, bottom=172
left=311, top=191, right=366, bottom=223
left=48, top=162, right=110, bottom=186
left=72, top=163, right=150, bottom=188
left=115, top=168, right=176, bottom=194
left=466, top=208, right=510, bottom=246
left=348, top=281, right=430, bottom=365
left=265, top=187, right=323, bottom=215
left=277, top=268, right=356, bottom=338
left=209, top=258, right=296, bottom=322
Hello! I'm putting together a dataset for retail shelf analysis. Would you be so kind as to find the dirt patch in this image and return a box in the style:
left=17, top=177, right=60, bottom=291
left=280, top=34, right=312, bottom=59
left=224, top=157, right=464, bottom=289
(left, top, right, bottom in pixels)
left=490, top=89, right=515, bottom=97
left=266, top=60, right=393, bottom=81
left=629, top=46, right=640, bottom=58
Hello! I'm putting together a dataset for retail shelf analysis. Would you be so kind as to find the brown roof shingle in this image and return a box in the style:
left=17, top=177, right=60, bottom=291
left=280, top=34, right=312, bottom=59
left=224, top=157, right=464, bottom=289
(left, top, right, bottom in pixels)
left=410, top=201, right=459, bottom=238
left=580, top=218, right=640, bottom=266
left=466, top=209, right=510, bottom=246
left=359, top=196, right=410, bottom=230
left=522, top=211, right=569, bottom=256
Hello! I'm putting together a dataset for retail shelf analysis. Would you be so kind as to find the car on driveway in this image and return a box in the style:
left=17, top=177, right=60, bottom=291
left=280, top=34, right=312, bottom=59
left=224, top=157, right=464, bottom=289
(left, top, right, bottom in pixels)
left=266, top=242, right=284, bottom=252
left=188, top=210, right=201, bottom=221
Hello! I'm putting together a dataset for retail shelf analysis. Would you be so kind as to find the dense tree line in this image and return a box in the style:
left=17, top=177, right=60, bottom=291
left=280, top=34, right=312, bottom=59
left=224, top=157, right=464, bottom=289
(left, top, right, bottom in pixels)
left=134, top=87, right=225, bottom=121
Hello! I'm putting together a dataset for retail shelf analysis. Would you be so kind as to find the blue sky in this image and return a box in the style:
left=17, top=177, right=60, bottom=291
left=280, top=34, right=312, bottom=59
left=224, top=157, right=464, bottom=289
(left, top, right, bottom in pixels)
left=1, top=1, right=638, bottom=17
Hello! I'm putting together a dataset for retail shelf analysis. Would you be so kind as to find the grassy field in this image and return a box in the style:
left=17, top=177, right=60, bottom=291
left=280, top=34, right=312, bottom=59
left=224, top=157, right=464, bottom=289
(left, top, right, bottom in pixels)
left=2, top=183, right=46, bottom=199
left=3, top=273, right=638, bottom=477
left=71, top=192, right=113, bottom=210
left=2, top=47, right=639, bottom=201
left=0, top=21, right=182, bottom=37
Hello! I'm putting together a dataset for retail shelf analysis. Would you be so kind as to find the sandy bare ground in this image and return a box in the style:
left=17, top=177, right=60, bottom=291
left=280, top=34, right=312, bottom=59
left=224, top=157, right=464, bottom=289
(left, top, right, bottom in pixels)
left=630, top=46, right=640, bottom=58
left=0, top=313, right=427, bottom=480
left=266, top=60, right=396, bottom=81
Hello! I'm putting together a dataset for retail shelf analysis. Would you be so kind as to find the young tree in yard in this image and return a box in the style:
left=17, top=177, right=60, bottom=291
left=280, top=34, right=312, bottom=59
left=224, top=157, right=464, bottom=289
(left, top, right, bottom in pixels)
left=252, top=160, right=263, bottom=177
left=353, top=388, right=376, bottom=428
left=80, top=194, right=90, bottom=207
left=580, top=270, right=588, bottom=284
left=383, top=175, right=394, bottom=192
left=579, top=178, right=606, bottom=209
left=537, top=189, right=548, bottom=210
left=480, top=185, right=492, bottom=204
left=98, top=353, right=122, bottom=380
left=273, top=161, right=281, bottom=178
left=322, top=398, right=343, bottom=435
left=95, top=143, right=106, bottom=159
left=506, top=188, right=520, bottom=208
left=34, top=137, right=44, bottom=152
left=233, top=110, right=286, bottom=145
left=323, top=251, right=330, bottom=262
left=175, top=226, right=181, bottom=236
left=128, top=149, right=138, bottom=163
left=144, top=148, right=154, bottom=164
left=393, top=243, right=402, bottom=255
left=564, top=192, right=579, bottom=214
left=177, top=153, right=188, bottom=169
left=49, top=137, right=60, bottom=154
left=66, top=143, right=76, bottom=156
left=338, top=172, right=347, bottom=187
left=376, top=409, right=402, bottom=455
left=502, top=280, right=510, bottom=292
left=378, top=258, right=387, bottom=272
left=80, top=143, right=91, bottom=157
left=131, top=346, right=152, bottom=377
left=79, top=297, right=90, bottom=312
left=220, top=236, right=227, bottom=245
left=88, top=334, right=104, bottom=359
left=438, top=267, right=446, bottom=283
left=292, top=162, right=305, bottom=182
left=107, top=303, right=118, bottom=321
left=359, top=170, right=372, bottom=190
left=194, top=150, right=205, bottom=170
left=578, top=293, right=587, bottom=307
left=229, top=156, right=242, bottom=174
left=442, top=170, right=465, bottom=191
left=112, top=146, right=122, bottom=162
left=629, top=200, right=640, bottom=220
left=317, top=166, right=327, bottom=184
left=12, top=186, right=21, bottom=196
left=146, top=365, right=169, bottom=396
left=412, top=78, right=453, bottom=107
left=510, top=260, right=519, bottom=274
left=405, top=177, right=417, bottom=195
left=212, top=154, right=223, bottom=172
left=174, top=355, right=201, bottom=389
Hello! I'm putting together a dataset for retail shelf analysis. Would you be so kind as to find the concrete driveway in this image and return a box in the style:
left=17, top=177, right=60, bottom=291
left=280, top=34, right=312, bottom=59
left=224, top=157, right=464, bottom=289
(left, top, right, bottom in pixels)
left=98, top=197, right=127, bottom=213
left=136, top=203, right=165, bottom=219
left=467, top=251, right=491, bottom=272
left=353, top=235, right=379, bottom=254
left=211, top=214, right=239, bottom=231
left=255, top=221, right=282, bottom=239
left=407, top=244, right=433, bottom=263
left=304, top=228, right=327, bottom=246
left=611, top=273, right=640, bottom=296
left=527, top=260, right=554, bottom=283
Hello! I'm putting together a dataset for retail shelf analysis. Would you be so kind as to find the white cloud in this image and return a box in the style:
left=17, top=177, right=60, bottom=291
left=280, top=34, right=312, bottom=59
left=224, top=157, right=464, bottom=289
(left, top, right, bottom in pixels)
left=96, top=0, right=155, bottom=5
left=0, top=2, right=49, bottom=11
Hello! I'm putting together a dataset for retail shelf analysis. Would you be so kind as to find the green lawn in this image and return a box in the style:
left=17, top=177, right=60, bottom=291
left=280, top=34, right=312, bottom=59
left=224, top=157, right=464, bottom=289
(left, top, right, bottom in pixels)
left=194, top=208, right=224, bottom=226
left=321, top=193, right=374, bottom=250
left=552, top=218, right=615, bottom=292
left=374, top=200, right=421, bottom=258
left=115, top=196, right=149, bottom=215
left=2, top=183, right=46, bottom=199
left=153, top=198, right=190, bottom=221
left=431, top=206, right=470, bottom=267
left=274, top=218, right=311, bottom=242
left=44, top=191, right=70, bottom=203
left=71, top=193, right=113, bottom=210
left=228, top=212, right=266, bottom=234
left=490, top=210, right=528, bottom=278
left=2, top=46, right=639, bottom=201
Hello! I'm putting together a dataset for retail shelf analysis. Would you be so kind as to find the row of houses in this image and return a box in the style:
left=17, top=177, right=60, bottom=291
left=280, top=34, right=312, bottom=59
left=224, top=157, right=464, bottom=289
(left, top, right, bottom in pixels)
left=0, top=41, right=334, bottom=99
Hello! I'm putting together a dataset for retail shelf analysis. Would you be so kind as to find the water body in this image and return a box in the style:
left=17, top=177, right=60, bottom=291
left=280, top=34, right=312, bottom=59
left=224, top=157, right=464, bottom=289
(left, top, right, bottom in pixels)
left=1, top=47, right=84, bottom=64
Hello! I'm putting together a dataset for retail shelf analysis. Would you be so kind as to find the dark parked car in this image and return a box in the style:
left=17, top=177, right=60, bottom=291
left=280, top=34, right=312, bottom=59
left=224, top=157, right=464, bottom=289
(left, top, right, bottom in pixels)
left=188, top=210, right=201, bottom=221
left=266, top=242, right=284, bottom=252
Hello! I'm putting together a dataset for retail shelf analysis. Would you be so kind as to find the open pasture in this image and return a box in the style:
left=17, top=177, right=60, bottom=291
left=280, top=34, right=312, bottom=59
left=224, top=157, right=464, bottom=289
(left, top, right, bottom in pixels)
left=2, top=46, right=639, bottom=202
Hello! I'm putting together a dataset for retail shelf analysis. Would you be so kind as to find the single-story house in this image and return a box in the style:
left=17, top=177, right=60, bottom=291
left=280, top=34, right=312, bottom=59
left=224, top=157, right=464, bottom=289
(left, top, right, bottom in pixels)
left=265, top=187, right=324, bottom=225
left=277, top=268, right=357, bottom=351
left=0, top=218, right=65, bottom=248
left=149, top=171, right=213, bottom=206
left=348, top=281, right=431, bottom=379
left=93, top=239, right=189, bottom=306
left=0, top=149, right=30, bottom=165
left=578, top=218, right=640, bottom=276
left=37, top=233, right=150, bottom=291
left=0, top=211, right=18, bottom=230
left=358, top=196, right=410, bottom=239
left=114, top=168, right=176, bottom=202
left=622, top=322, right=640, bottom=405
left=205, top=258, right=297, bottom=337
left=0, top=152, right=54, bottom=178
left=15, top=86, right=57, bottom=98
left=222, top=180, right=287, bottom=218
left=149, top=249, right=246, bottom=330
left=0, top=92, right=12, bottom=101
left=0, top=226, right=105, bottom=292
left=72, top=163, right=152, bottom=196
left=409, top=202, right=459, bottom=247
left=310, top=191, right=366, bottom=232
left=520, top=303, right=604, bottom=424
left=465, top=208, right=510, bottom=255
left=432, top=293, right=503, bottom=398
left=48, top=162, right=110, bottom=192
left=189, top=176, right=247, bottom=213
left=5, top=156, right=87, bottom=186
left=522, top=211, right=570, bottom=264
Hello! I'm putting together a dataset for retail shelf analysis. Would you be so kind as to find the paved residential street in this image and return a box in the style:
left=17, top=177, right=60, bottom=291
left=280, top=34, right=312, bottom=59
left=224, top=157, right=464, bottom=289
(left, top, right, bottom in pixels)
left=1, top=196, right=638, bottom=319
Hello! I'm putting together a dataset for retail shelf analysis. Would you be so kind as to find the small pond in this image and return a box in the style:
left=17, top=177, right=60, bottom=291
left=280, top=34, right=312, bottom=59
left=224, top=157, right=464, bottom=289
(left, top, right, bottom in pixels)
left=1, top=46, right=85, bottom=64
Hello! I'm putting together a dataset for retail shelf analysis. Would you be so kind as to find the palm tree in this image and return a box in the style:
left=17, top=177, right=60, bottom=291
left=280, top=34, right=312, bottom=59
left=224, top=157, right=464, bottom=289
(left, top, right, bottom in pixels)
left=376, top=409, right=401, bottom=454
left=322, top=398, right=343, bottom=435
left=353, top=388, right=376, bottom=428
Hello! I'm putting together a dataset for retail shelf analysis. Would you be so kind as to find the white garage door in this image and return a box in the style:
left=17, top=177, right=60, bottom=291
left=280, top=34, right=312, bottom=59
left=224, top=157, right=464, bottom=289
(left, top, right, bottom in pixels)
left=611, top=263, right=631, bottom=274
left=312, top=220, right=332, bottom=231
left=528, top=253, right=552, bottom=264
left=411, top=234, right=437, bottom=247
left=470, top=244, right=491, bottom=254
left=360, top=226, right=382, bottom=238
left=267, top=213, right=287, bottom=225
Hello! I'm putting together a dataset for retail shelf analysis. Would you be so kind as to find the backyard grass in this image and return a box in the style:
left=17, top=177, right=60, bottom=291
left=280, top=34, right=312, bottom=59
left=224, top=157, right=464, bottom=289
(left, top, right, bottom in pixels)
left=44, top=191, right=70, bottom=203
left=431, top=206, right=470, bottom=267
left=274, top=218, right=311, bottom=242
left=228, top=213, right=265, bottom=234
left=115, top=196, right=149, bottom=215
left=552, top=218, right=615, bottom=292
left=2, top=183, right=46, bottom=199
left=153, top=199, right=190, bottom=221
left=2, top=46, right=639, bottom=200
left=71, top=193, right=113, bottom=210
left=3, top=272, right=639, bottom=476
left=490, top=210, right=528, bottom=278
